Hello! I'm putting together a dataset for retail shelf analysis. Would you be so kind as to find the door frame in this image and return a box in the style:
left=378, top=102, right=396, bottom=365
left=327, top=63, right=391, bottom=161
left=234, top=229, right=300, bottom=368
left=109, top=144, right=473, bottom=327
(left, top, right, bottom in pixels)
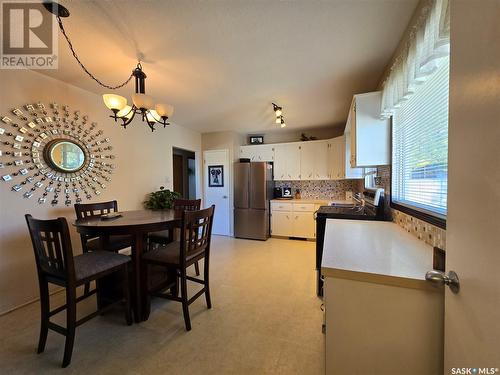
left=203, top=149, right=232, bottom=236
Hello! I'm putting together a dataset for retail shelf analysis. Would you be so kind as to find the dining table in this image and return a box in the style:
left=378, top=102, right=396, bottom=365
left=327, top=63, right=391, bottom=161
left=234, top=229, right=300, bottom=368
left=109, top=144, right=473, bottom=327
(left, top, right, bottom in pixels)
left=73, top=209, right=182, bottom=322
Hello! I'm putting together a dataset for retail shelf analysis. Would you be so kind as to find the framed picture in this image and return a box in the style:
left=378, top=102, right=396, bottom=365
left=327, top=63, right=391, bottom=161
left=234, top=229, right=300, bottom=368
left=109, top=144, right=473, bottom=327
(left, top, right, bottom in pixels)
left=249, top=135, right=264, bottom=144
left=208, top=165, right=224, bottom=187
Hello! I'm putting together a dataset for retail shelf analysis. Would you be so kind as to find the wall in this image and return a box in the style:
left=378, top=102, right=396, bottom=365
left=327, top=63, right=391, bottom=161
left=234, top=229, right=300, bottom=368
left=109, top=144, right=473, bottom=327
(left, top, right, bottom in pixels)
left=0, top=70, right=202, bottom=314
left=201, top=131, right=244, bottom=235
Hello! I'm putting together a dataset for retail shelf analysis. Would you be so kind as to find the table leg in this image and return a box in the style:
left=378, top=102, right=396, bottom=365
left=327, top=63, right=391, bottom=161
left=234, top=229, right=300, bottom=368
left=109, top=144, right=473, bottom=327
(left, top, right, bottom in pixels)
left=131, top=232, right=147, bottom=323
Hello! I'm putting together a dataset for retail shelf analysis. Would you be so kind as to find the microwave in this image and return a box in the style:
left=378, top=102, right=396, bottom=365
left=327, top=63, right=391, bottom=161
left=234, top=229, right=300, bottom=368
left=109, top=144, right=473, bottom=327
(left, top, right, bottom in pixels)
left=274, top=187, right=292, bottom=199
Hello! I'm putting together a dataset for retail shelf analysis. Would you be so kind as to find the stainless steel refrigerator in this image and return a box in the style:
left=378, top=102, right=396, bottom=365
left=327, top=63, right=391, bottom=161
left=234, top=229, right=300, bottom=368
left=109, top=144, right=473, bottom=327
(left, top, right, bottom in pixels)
left=234, top=161, right=273, bottom=240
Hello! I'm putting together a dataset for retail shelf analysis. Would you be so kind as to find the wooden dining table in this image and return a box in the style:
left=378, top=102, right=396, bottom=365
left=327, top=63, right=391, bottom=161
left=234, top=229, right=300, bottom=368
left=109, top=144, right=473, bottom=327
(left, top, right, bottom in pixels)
left=73, top=209, right=181, bottom=322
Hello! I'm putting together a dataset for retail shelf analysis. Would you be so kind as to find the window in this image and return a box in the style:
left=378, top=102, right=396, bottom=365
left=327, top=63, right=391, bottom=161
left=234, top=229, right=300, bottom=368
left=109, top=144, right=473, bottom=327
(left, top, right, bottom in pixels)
left=391, top=57, right=449, bottom=227
left=364, top=168, right=377, bottom=189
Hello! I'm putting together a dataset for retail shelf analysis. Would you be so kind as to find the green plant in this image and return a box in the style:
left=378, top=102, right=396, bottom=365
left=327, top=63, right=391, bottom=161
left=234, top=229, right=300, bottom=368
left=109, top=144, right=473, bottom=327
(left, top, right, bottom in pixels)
left=143, top=186, right=181, bottom=210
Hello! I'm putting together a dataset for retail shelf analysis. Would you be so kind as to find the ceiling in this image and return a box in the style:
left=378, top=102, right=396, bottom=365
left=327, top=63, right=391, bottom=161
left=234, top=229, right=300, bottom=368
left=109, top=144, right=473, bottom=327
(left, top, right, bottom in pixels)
left=40, top=0, right=417, bottom=133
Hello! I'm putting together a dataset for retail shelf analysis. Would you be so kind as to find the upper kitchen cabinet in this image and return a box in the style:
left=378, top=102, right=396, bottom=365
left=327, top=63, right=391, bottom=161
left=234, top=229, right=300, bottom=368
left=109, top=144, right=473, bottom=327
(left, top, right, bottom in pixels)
left=346, top=91, right=390, bottom=167
left=240, top=144, right=274, bottom=162
left=300, top=140, right=330, bottom=180
left=328, top=135, right=364, bottom=180
left=274, top=143, right=301, bottom=180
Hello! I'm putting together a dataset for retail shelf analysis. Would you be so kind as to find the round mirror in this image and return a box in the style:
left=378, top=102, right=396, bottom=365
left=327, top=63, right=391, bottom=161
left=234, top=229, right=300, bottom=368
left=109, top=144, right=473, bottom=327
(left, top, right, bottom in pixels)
left=45, top=140, right=86, bottom=172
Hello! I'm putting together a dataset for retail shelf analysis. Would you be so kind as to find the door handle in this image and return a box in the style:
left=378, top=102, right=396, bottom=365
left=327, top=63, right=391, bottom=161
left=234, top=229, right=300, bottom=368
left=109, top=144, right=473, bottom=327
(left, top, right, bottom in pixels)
left=425, top=270, right=460, bottom=293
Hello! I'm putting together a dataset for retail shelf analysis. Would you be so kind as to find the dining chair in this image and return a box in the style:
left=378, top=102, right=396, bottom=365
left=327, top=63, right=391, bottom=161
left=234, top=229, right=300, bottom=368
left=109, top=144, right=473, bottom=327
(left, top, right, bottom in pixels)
left=75, top=201, right=133, bottom=293
left=148, top=198, right=202, bottom=275
left=142, top=205, right=215, bottom=330
left=25, top=214, right=132, bottom=368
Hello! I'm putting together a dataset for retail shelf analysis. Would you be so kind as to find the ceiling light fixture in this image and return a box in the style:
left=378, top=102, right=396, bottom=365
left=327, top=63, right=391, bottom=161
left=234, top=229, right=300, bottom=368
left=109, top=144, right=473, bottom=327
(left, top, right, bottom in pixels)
left=43, top=2, right=174, bottom=132
left=272, top=102, right=286, bottom=128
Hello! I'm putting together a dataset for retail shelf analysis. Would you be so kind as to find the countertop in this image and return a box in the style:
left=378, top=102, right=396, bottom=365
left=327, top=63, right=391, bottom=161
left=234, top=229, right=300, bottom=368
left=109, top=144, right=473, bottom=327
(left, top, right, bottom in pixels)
left=271, top=198, right=353, bottom=205
left=321, top=219, right=439, bottom=291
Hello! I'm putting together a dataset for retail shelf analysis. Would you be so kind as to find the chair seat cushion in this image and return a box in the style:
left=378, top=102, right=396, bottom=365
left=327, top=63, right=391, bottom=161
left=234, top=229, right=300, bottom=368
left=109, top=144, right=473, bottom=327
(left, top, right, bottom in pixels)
left=74, top=251, right=130, bottom=282
left=86, top=234, right=133, bottom=252
left=142, top=241, right=204, bottom=266
left=148, top=230, right=171, bottom=245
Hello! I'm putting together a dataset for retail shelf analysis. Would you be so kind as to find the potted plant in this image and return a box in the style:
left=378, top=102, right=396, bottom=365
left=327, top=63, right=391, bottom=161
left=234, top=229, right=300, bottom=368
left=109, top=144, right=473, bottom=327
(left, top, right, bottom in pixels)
left=143, top=186, right=181, bottom=210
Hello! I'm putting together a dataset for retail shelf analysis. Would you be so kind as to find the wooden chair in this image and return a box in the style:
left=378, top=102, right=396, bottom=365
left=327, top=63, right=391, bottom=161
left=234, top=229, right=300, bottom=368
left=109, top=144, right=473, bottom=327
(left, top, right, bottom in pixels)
left=25, top=214, right=132, bottom=368
left=148, top=198, right=202, bottom=275
left=75, top=201, right=133, bottom=294
left=74, top=200, right=133, bottom=253
left=142, top=205, right=215, bottom=330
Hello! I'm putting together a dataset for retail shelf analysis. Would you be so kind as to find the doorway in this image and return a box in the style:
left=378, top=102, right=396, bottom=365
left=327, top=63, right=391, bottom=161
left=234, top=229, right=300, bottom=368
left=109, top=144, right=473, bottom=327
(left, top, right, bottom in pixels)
left=172, top=147, right=196, bottom=199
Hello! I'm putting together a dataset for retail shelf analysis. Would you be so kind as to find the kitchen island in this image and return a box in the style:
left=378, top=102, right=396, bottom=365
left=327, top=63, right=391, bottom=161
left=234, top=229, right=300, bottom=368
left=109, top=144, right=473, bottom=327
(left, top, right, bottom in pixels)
left=322, top=219, right=444, bottom=375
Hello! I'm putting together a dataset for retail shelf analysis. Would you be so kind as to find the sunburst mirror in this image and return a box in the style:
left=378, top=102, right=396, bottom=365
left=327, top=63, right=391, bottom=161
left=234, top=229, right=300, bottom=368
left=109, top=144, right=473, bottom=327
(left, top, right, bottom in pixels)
left=0, top=102, right=116, bottom=206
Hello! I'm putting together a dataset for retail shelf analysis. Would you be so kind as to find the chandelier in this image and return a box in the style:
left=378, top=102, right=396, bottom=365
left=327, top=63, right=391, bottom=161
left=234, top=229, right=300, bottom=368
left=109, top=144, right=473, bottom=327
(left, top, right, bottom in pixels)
left=272, top=103, right=286, bottom=128
left=102, top=63, right=174, bottom=132
left=44, top=2, right=174, bottom=132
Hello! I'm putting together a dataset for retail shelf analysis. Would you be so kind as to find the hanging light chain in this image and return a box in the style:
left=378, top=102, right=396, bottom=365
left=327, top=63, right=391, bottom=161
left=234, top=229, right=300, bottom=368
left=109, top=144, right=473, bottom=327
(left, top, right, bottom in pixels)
left=56, top=15, right=134, bottom=90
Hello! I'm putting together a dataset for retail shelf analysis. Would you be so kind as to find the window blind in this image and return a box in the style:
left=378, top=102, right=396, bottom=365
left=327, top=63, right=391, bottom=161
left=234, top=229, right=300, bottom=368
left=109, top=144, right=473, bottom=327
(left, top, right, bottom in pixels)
left=392, top=57, right=449, bottom=218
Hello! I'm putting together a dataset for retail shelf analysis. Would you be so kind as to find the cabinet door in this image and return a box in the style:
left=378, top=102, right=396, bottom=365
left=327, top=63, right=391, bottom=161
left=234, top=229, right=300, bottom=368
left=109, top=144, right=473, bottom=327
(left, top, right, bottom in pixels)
left=271, top=211, right=291, bottom=236
left=292, top=212, right=316, bottom=239
left=344, top=134, right=364, bottom=179
left=286, top=144, right=302, bottom=180
left=315, top=141, right=330, bottom=180
left=240, top=146, right=253, bottom=160
left=257, top=145, right=274, bottom=162
left=273, top=144, right=288, bottom=180
left=300, top=142, right=316, bottom=180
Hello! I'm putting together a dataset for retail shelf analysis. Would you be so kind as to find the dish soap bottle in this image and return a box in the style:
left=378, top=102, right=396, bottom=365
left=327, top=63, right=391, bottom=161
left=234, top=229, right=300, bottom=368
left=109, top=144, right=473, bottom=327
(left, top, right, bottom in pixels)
left=295, top=189, right=301, bottom=200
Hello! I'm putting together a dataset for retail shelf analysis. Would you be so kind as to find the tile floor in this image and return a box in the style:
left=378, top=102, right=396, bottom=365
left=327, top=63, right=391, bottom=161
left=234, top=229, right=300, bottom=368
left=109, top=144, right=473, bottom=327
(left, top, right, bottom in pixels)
left=0, top=236, right=324, bottom=374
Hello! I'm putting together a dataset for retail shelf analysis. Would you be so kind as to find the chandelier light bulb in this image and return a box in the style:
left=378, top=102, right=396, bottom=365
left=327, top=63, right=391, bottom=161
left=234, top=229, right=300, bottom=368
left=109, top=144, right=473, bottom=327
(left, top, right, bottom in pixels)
left=275, top=117, right=281, bottom=124
left=132, top=93, right=154, bottom=110
left=281, top=122, right=286, bottom=128
left=275, top=109, right=282, bottom=117
left=155, top=103, right=174, bottom=118
left=116, top=105, right=134, bottom=120
left=102, top=94, right=127, bottom=112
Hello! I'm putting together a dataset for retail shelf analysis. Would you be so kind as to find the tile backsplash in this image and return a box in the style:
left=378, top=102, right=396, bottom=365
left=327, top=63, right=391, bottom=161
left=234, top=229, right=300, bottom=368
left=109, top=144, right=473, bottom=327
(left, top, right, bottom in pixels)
left=275, top=179, right=363, bottom=200
left=375, top=165, right=446, bottom=250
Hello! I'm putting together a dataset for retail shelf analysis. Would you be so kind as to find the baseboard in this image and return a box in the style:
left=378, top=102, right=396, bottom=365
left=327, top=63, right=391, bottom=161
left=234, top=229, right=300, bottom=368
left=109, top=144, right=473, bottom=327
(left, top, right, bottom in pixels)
left=0, top=287, right=64, bottom=317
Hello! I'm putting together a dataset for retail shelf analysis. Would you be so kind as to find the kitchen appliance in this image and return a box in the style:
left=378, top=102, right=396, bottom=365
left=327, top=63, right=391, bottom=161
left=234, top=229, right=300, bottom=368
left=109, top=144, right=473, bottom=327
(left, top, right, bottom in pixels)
left=273, top=187, right=292, bottom=199
left=234, top=161, right=273, bottom=240
left=315, top=188, right=387, bottom=296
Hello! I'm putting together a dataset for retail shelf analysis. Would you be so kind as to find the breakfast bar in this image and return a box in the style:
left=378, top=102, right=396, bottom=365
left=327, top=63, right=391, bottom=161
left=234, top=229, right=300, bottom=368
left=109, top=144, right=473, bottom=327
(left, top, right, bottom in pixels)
left=322, top=219, right=444, bottom=375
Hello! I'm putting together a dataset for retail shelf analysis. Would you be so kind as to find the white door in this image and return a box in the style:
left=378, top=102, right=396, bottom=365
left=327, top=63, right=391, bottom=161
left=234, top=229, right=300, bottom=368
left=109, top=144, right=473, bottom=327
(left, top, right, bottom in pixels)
left=300, top=142, right=316, bottom=180
left=315, top=141, right=330, bottom=180
left=273, top=144, right=287, bottom=180
left=203, top=149, right=230, bottom=236
left=287, top=144, right=302, bottom=180
left=444, top=3, right=500, bottom=372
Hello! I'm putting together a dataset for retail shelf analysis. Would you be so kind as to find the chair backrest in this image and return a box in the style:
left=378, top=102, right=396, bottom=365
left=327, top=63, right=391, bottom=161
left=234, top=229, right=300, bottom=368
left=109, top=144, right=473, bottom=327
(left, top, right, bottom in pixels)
left=25, top=214, right=75, bottom=282
left=74, top=200, right=118, bottom=220
left=173, top=198, right=201, bottom=212
left=180, top=205, right=215, bottom=263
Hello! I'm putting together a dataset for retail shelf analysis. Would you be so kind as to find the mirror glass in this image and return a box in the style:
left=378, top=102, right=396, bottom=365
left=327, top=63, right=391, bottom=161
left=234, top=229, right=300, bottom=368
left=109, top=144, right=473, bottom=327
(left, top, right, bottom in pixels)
left=48, top=140, right=85, bottom=172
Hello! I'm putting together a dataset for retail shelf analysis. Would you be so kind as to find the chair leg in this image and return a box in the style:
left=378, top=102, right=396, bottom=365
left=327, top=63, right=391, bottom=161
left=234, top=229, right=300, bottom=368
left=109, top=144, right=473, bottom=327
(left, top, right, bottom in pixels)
left=62, top=287, right=77, bottom=368
left=122, top=265, right=133, bottom=325
left=204, top=258, right=212, bottom=309
left=194, top=261, right=200, bottom=276
left=180, top=269, right=191, bottom=331
left=37, top=277, right=50, bottom=354
left=141, top=261, right=151, bottom=321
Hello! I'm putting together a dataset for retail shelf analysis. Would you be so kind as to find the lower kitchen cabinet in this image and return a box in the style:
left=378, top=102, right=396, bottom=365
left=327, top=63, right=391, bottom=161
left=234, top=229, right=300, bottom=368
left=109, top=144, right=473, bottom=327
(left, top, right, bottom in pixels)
left=270, top=202, right=316, bottom=239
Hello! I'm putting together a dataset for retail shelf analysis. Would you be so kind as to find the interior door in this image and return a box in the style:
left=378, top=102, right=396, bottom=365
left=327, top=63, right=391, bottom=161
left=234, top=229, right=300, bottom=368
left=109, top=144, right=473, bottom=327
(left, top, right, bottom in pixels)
left=444, top=3, right=500, bottom=371
left=203, top=149, right=230, bottom=236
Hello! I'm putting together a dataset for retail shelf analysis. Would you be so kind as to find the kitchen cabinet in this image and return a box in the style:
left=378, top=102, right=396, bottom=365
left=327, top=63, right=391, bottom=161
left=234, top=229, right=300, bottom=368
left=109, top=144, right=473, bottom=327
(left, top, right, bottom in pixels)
left=274, top=143, right=301, bottom=181
left=301, top=140, right=329, bottom=180
left=328, top=135, right=363, bottom=179
left=270, top=201, right=316, bottom=239
left=346, top=91, right=390, bottom=167
left=240, top=144, right=274, bottom=162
